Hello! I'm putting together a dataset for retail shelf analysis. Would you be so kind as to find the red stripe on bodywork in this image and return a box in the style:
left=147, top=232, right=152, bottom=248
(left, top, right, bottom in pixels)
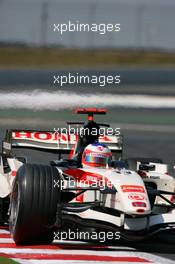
left=64, top=168, right=111, bottom=186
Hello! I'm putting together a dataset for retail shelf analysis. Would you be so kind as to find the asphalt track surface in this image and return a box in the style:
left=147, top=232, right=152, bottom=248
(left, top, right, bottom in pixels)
left=1, top=227, right=175, bottom=264
left=1, top=68, right=175, bottom=86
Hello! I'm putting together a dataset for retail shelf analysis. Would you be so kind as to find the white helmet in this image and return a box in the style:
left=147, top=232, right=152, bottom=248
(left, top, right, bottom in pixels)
left=82, top=143, right=112, bottom=168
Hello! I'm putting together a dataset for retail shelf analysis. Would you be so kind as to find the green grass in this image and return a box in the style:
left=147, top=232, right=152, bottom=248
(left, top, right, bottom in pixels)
left=0, top=257, right=19, bottom=264
left=1, top=47, right=175, bottom=68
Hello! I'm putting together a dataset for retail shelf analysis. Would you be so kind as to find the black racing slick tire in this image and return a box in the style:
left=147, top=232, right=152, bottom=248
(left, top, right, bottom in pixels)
left=9, top=164, right=61, bottom=245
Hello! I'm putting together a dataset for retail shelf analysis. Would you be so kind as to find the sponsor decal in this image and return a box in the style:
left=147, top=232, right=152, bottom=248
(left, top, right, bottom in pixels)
left=12, top=131, right=113, bottom=143
left=86, top=175, right=99, bottom=182
left=128, top=194, right=146, bottom=201
left=121, top=185, right=145, bottom=193
left=12, top=131, right=69, bottom=141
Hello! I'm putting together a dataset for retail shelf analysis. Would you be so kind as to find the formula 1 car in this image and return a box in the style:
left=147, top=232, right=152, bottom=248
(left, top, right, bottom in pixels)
left=0, top=108, right=175, bottom=245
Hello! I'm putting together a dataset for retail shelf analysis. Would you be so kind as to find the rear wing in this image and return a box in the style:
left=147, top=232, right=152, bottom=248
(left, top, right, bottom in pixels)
left=2, top=130, right=123, bottom=159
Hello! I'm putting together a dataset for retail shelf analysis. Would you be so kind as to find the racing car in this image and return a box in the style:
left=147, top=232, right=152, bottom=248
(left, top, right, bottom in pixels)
left=0, top=108, right=175, bottom=245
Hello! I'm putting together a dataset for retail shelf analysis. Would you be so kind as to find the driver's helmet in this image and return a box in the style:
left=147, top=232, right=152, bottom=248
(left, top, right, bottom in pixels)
left=82, top=143, right=112, bottom=168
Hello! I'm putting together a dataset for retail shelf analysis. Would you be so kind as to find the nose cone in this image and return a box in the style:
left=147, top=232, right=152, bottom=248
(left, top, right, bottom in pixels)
left=106, top=169, right=151, bottom=215
left=120, top=184, right=151, bottom=215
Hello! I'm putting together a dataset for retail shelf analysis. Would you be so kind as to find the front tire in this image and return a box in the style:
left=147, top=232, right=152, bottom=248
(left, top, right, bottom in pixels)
left=9, top=164, right=61, bottom=245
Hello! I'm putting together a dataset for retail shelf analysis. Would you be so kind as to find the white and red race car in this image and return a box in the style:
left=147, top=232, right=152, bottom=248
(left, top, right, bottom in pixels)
left=0, top=108, right=175, bottom=245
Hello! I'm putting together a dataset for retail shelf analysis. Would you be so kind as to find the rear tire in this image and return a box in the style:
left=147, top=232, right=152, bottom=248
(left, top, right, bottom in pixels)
left=9, top=164, right=61, bottom=245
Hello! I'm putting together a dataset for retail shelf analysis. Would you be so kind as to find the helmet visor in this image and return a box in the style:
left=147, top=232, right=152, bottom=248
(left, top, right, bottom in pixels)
left=85, top=154, right=110, bottom=166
